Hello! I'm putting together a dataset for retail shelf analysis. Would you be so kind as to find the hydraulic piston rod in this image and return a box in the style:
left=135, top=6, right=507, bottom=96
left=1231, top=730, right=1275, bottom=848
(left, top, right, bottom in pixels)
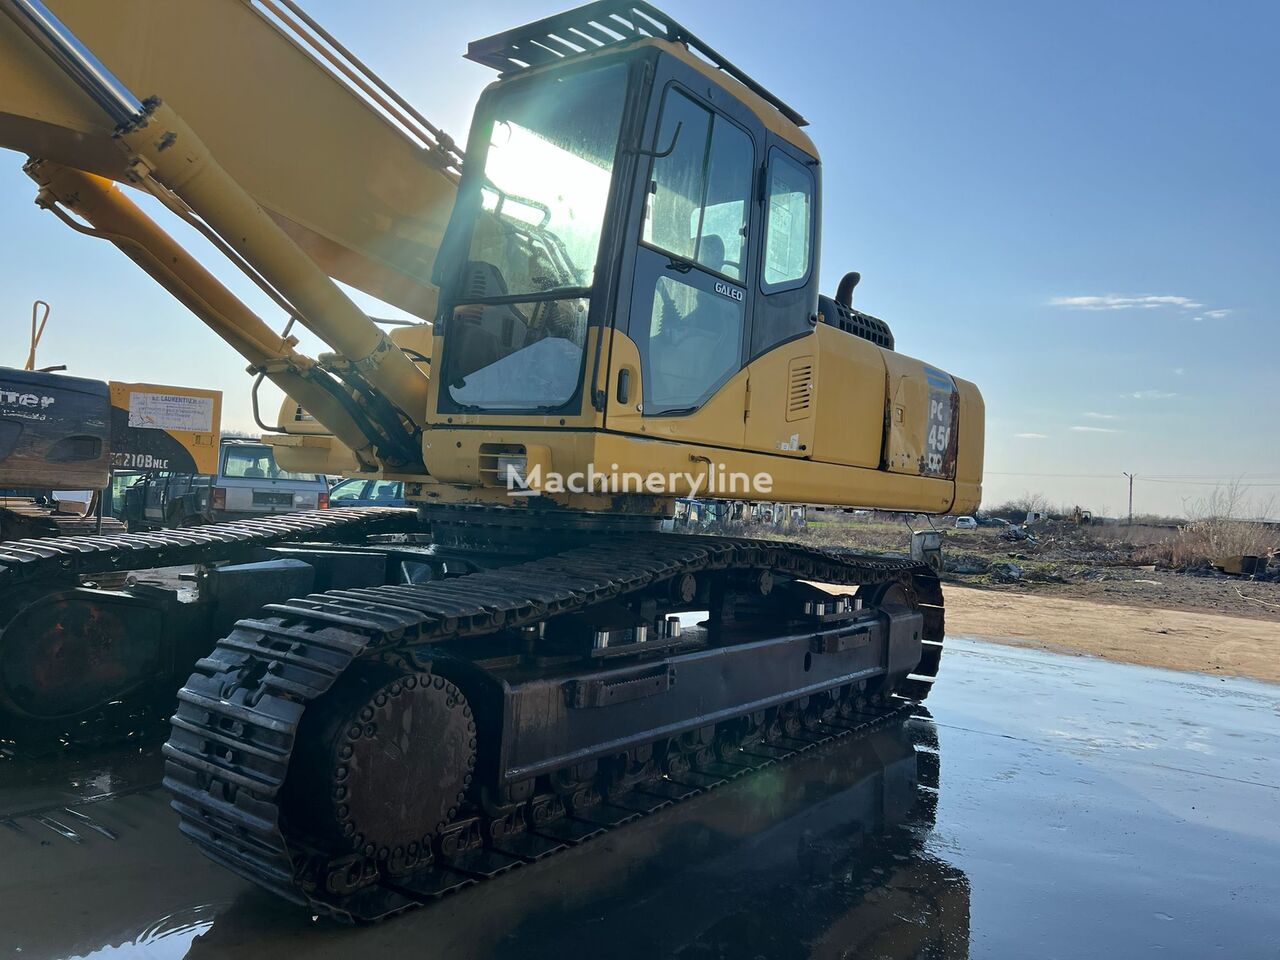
left=0, top=0, right=144, bottom=126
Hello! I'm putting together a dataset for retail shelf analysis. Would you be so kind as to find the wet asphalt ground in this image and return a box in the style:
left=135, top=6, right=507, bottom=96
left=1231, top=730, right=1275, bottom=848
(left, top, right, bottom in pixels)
left=1, top=636, right=1277, bottom=959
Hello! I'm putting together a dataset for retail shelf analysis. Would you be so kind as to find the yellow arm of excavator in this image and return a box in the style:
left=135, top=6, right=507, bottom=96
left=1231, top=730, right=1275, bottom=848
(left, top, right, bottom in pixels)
left=0, top=0, right=466, bottom=474
left=0, top=0, right=458, bottom=321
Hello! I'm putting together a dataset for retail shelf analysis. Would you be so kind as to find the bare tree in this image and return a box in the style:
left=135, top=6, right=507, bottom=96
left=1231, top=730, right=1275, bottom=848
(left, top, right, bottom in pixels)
left=1174, top=479, right=1279, bottom=563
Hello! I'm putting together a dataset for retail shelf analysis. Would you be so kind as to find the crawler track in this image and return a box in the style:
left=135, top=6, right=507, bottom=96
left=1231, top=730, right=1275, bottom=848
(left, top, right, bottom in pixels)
left=0, top=507, right=417, bottom=586
left=0, top=500, right=127, bottom=541
left=0, top=508, right=419, bottom=755
left=163, top=534, right=945, bottom=922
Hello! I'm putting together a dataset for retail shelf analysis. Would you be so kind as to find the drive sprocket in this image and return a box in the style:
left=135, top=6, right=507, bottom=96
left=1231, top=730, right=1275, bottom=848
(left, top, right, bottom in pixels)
left=285, top=663, right=477, bottom=867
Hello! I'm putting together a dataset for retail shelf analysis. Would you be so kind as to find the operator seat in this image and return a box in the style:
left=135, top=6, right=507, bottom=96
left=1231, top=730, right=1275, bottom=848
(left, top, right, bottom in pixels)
left=696, top=233, right=728, bottom=276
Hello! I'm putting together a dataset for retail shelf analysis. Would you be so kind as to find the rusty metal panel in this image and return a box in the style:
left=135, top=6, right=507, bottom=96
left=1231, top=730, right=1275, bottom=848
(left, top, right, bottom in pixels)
left=882, top=354, right=958, bottom=480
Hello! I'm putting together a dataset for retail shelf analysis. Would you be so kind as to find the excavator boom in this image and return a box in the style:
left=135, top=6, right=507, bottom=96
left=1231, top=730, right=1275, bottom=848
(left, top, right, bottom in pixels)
left=0, top=0, right=458, bottom=320
left=0, top=0, right=468, bottom=470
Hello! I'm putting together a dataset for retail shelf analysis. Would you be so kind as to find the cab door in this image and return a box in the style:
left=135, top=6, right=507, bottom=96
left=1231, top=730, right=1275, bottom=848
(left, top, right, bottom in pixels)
left=606, top=78, right=760, bottom=450
left=742, top=142, right=820, bottom=458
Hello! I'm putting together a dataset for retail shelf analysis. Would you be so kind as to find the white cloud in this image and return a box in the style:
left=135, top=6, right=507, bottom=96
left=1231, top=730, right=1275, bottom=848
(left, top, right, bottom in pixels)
left=1192, top=309, right=1232, bottom=322
left=1083, top=412, right=1119, bottom=420
left=1049, top=294, right=1201, bottom=311
left=1123, top=390, right=1178, bottom=400
left=1014, top=432, right=1048, bottom=439
left=1070, top=425, right=1121, bottom=433
left=1172, top=367, right=1185, bottom=376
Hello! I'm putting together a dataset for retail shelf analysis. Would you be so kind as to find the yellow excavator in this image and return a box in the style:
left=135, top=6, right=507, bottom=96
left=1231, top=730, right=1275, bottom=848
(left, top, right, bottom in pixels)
left=0, top=0, right=983, bottom=919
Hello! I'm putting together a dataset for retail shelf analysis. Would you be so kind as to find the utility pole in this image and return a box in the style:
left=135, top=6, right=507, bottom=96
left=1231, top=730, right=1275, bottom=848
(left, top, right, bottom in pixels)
left=1123, top=472, right=1135, bottom=524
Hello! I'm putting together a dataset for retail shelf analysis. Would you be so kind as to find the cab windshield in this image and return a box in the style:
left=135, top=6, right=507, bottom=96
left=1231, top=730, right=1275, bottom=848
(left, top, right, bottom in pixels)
left=440, top=61, right=630, bottom=412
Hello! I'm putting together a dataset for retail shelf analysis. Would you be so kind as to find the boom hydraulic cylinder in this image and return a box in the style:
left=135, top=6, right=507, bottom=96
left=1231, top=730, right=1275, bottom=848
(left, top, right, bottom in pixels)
left=0, top=0, right=430, bottom=463
left=25, top=160, right=374, bottom=467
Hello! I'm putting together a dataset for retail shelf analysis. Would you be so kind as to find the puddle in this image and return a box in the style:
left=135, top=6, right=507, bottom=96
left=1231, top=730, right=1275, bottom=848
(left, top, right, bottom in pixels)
left=1, top=638, right=1277, bottom=959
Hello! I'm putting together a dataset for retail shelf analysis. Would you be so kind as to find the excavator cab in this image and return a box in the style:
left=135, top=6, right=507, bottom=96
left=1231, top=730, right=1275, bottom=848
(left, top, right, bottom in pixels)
left=426, top=2, right=981, bottom=515
left=429, top=4, right=821, bottom=466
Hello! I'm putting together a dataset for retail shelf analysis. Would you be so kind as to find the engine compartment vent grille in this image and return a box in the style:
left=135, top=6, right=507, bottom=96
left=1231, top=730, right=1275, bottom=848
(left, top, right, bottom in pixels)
left=817, top=295, right=895, bottom=351
left=786, top=358, right=814, bottom=421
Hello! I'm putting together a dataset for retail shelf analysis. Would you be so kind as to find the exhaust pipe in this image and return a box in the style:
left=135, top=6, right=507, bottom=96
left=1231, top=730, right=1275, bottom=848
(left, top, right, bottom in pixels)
left=835, top=271, right=861, bottom=309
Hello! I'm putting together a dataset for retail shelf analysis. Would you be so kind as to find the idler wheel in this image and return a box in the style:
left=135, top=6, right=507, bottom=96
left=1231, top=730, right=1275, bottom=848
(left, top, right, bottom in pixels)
left=287, top=663, right=476, bottom=862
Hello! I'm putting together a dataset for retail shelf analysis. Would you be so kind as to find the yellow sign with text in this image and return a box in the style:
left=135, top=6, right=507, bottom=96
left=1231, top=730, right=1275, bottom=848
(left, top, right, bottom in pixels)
left=108, top=382, right=223, bottom=475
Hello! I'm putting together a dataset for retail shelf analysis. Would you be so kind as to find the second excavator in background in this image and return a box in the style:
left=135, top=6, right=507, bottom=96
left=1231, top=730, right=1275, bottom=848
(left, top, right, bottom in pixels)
left=1, top=299, right=223, bottom=539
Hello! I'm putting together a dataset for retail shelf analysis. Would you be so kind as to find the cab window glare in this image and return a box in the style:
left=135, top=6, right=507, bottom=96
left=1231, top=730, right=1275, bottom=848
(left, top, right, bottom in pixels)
left=643, top=89, right=753, bottom=282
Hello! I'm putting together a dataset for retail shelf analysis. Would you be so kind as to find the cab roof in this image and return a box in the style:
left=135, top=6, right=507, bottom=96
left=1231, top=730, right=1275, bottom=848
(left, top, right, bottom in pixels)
left=466, top=1, right=808, bottom=128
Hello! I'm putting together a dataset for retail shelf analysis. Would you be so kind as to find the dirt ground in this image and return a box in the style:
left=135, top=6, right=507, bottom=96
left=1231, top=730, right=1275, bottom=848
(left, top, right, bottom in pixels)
left=997, top=569, right=1280, bottom=620
left=793, top=513, right=1280, bottom=683
left=941, top=585, right=1280, bottom=684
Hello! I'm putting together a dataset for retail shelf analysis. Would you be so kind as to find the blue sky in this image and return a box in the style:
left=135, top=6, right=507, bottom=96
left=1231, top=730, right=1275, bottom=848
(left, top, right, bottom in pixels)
left=1, top=0, right=1276, bottom=516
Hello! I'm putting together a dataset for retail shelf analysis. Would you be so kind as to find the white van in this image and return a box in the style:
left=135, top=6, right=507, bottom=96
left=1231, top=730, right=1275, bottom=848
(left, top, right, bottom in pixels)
left=954, top=516, right=977, bottom=529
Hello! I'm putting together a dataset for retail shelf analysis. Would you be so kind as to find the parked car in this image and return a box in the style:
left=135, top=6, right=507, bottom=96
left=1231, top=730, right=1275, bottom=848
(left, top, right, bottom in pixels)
left=215, top=440, right=329, bottom=519
left=115, top=439, right=328, bottom=529
left=954, top=516, right=978, bottom=529
left=328, top=477, right=406, bottom=507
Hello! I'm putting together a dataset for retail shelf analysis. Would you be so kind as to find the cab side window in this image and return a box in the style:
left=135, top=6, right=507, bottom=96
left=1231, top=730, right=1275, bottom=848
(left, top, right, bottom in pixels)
left=762, top=150, right=813, bottom=289
left=643, top=90, right=753, bottom=281
left=638, top=88, right=754, bottom=414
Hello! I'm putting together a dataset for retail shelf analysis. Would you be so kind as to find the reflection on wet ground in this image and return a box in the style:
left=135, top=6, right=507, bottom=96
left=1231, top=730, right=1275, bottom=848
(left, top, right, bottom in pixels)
left=2, top=637, right=1277, bottom=959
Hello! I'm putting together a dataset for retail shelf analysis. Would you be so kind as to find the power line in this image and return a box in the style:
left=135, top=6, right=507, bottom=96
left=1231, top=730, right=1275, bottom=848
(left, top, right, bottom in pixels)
left=986, top=470, right=1280, bottom=484
left=985, top=471, right=1117, bottom=479
left=1138, top=478, right=1280, bottom=487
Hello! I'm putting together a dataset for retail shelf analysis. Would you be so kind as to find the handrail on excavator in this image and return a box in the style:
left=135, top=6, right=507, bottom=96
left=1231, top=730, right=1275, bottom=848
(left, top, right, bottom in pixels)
left=250, top=0, right=464, bottom=174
